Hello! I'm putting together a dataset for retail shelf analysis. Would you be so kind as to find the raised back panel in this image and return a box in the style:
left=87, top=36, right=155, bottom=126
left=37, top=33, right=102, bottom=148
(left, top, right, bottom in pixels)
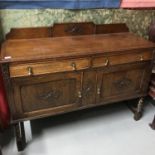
left=6, top=27, right=52, bottom=40
left=96, top=23, right=129, bottom=34
left=6, top=22, right=129, bottom=40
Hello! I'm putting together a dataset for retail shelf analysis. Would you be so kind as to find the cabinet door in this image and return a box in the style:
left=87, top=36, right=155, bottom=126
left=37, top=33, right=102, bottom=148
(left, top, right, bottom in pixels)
left=96, top=62, right=151, bottom=104
left=82, top=70, right=97, bottom=105
left=12, top=72, right=82, bottom=120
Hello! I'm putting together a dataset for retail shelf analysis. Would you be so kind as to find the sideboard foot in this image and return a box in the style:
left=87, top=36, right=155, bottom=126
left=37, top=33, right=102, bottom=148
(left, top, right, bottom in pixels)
left=134, top=111, right=142, bottom=121
left=133, top=97, right=144, bottom=121
left=127, top=97, right=144, bottom=121
left=149, top=115, right=155, bottom=130
left=14, top=122, right=26, bottom=152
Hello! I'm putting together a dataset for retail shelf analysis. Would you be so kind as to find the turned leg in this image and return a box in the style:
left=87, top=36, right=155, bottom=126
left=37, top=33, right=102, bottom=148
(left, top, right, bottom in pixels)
left=14, top=122, right=26, bottom=151
left=149, top=115, right=155, bottom=130
left=127, top=97, right=144, bottom=121
left=134, top=97, right=144, bottom=121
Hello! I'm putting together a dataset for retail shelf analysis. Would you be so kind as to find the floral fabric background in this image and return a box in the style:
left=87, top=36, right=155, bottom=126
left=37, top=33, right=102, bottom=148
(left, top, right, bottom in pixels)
left=0, top=9, right=155, bottom=41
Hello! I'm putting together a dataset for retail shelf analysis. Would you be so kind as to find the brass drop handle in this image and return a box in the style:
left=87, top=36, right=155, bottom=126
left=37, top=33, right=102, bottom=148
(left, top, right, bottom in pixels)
left=27, top=67, right=33, bottom=76
left=140, top=55, right=143, bottom=61
left=97, top=88, right=101, bottom=95
left=104, top=59, right=109, bottom=66
left=78, top=91, right=82, bottom=98
left=71, top=62, right=77, bottom=71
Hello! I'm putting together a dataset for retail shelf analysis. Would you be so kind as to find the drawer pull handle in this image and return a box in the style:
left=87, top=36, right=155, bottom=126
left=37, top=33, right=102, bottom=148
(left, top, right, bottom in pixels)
left=27, top=67, right=33, bottom=76
left=78, top=91, right=82, bottom=98
left=71, top=62, right=77, bottom=71
left=97, top=88, right=101, bottom=95
left=140, top=55, right=144, bottom=61
left=104, top=59, right=109, bottom=66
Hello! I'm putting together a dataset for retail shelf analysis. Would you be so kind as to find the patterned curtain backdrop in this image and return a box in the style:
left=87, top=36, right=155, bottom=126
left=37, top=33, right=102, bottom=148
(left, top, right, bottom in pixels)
left=0, top=0, right=121, bottom=9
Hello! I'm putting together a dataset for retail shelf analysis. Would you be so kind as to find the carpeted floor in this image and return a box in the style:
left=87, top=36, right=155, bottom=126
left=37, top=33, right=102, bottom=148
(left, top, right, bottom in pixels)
left=1, top=99, right=155, bottom=155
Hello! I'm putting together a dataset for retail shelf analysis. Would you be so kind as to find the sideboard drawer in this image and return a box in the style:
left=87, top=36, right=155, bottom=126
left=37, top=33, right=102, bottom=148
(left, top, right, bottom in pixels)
left=92, top=51, right=152, bottom=68
left=10, top=58, right=90, bottom=77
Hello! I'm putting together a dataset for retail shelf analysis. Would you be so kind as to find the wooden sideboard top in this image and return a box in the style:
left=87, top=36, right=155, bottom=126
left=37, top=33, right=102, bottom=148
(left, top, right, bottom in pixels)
left=1, top=32, right=155, bottom=63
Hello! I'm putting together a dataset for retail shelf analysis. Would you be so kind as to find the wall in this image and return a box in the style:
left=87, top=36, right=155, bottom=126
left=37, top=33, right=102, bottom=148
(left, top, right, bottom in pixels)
left=0, top=9, right=155, bottom=40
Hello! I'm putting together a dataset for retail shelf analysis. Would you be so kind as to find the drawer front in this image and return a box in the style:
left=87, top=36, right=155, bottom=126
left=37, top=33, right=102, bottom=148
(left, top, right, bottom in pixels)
left=10, top=58, right=90, bottom=77
left=92, top=51, right=152, bottom=68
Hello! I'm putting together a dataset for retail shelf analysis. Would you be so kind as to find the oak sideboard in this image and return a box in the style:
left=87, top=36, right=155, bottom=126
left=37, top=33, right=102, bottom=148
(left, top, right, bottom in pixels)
left=0, top=22, right=155, bottom=151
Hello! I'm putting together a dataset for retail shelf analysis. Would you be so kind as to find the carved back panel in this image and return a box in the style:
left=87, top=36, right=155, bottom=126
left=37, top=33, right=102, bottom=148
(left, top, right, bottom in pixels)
left=52, top=22, right=95, bottom=37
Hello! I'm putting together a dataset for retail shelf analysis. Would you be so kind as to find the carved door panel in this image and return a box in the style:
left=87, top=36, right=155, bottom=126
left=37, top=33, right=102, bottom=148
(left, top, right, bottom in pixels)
left=82, top=70, right=97, bottom=105
left=12, top=72, right=82, bottom=119
left=96, top=62, right=151, bottom=104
